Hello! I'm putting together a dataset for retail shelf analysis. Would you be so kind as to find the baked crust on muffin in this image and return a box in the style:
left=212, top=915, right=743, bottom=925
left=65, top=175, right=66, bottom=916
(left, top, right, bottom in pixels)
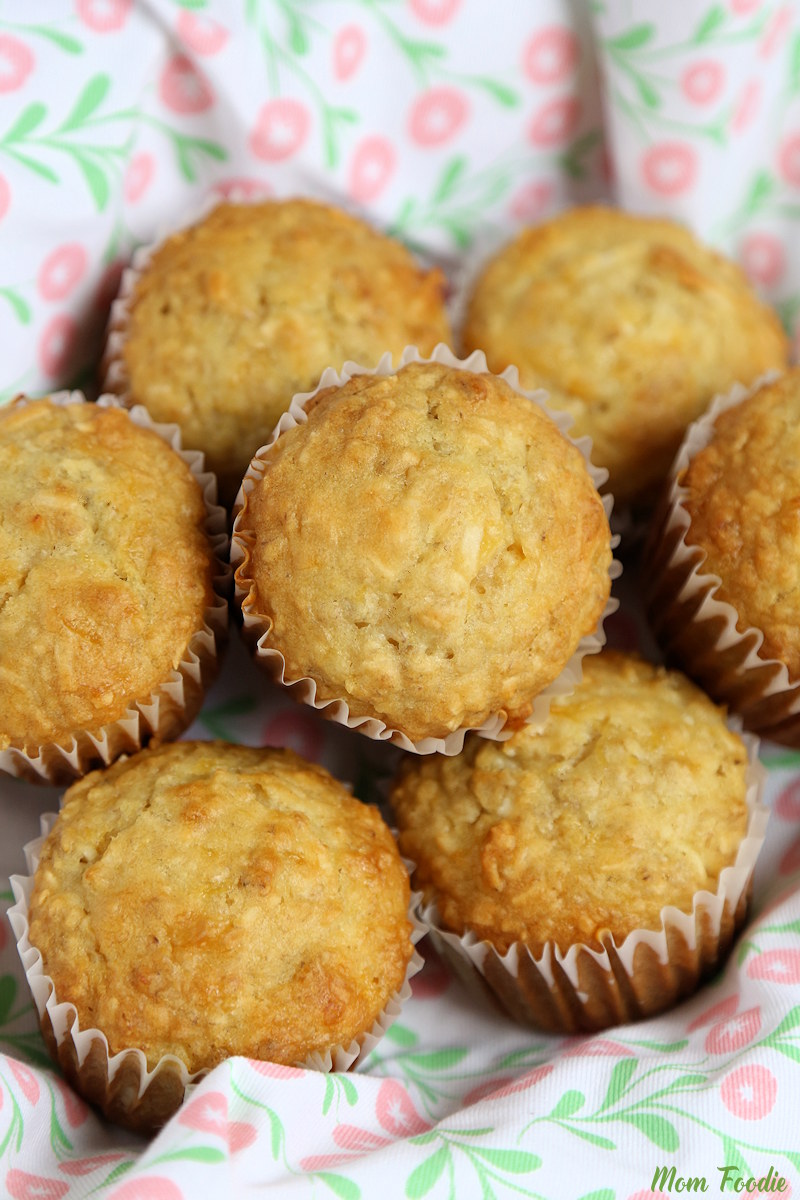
left=107, top=198, right=452, bottom=502
left=681, top=370, right=800, bottom=679
left=0, top=399, right=217, bottom=754
left=462, top=206, right=788, bottom=505
left=391, top=651, right=749, bottom=955
left=235, top=360, right=612, bottom=742
left=28, top=741, right=414, bottom=1072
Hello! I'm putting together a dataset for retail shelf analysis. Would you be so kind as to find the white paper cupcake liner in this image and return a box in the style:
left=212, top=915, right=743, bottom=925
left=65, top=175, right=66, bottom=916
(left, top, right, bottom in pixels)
left=415, top=721, right=767, bottom=1034
left=230, top=343, right=621, bottom=756
left=8, top=815, right=426, bottom=1134
left=644, top=372, right=800, bottom=743
left=0, top=392, right=230, bottom=786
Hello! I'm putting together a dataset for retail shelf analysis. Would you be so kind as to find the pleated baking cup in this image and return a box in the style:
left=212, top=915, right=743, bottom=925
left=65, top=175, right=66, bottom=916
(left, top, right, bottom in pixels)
left=231, top=343, right=621, bottom=756
left=416, top=722, right=767, bottom=1034
left=8, top=815, right=426, bottom=1136
left=644, top=374, right=800, bottom=744
left=0, top=392, right=230, bottom=786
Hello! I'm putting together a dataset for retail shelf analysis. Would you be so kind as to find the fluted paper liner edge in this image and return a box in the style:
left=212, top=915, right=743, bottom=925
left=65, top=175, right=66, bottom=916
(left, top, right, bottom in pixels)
left=8, top=815, right=425, bottom=1134
left=0, top=391, right=230, bottom=786
left=416, top=721, right=767, bottom=1034
left=230, top=343, right=621, bottom=756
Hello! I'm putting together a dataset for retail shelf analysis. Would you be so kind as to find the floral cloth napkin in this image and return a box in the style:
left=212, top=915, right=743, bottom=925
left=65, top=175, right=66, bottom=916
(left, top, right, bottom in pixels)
left=2, top=2, right=800, bottom=1198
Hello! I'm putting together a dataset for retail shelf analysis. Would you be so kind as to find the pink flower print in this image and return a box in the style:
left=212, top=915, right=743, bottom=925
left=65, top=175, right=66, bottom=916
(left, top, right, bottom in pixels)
left=747, top=948, right=800, bottom=983
left=159, top=55, right=214, bottom=115
left=463, top=1077, right=514, bottom=1106
left=775, top=777, right=800, bottom=820
left=528, top=96, right=580, bottom=148
left=682, top=60, right=725, bottom=105
left=376, top=1079, right=431, bottom=1137
left=779, top=132, right=800, bottom=186
left=333, top=25, right=367, bottom=82
left=333, top=1124, right=392, bottom=1152
left=508, top=179, right=554, bottom=223
left=262, top=709, right=324, bottom=762
left=178, top=1090, right=228, bottom=1135
left=0, top=173, right=9, bottom=222
left=409, top=0, right=461, bottom=26
left=0, top=35, right=34, bottom=93
left=7, top=1059, right=39, bottom=1105
left=523, top=26, right=579, bottom=86
left=563, top=1038, right=634, bottom=1057
left=731, top=80, right=761, bottom=133
left=248, top=1060, right=305, bottom=1078
left=779, top=835, right=800, bottom=875
left=6, top=1172, right=69, bottom=1200
left=704, top=1005, right=761, bottom=1053
left=760, top=4, right=792, bottom=58
left=686, top=992, right=740, bottom=1032
left=408, top=87, right=468, bottom=147
left=730, top=0, right=762, bottom=12
left=38, top=314, right=78, bottom=380
left=300, top=1154, right=359, bottom=1171
left=37, top=244, right=87, bottom=302
left=463, top=1063, right=554, bottom=1102
left=228, top=1121, right=257, bottom=1152
left=250, top=99, right=310, bottom=162
left=106, top=1180, right=184, bottom=1200
left=176, top=11, right=229, bottom=57
left=641, top=142, right=697, bottom=196
left=627, top=1191, right=670, bottom=1200
left=211, top=176, right=272, bottom=201
left=124, top=152, right=155, bottom=204
left=348, top=135, right=395, bottom=204
left=75, top=0, right=131, bottom=32
left=740, top=232, right=785, bottom=288
left=59, top=1154, right=127, bottom=1176
left=720, top=1063, right=777, bottom=1120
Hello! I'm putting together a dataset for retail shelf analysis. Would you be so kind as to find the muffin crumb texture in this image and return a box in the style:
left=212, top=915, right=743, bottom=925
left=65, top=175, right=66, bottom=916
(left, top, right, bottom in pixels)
left=28, top=741, right=413, bottom=1072
left=0, top=400, right=215, bottom=751
left=682, top=370, right=800, bottom=679
left=392, top=652, right=749, bottom=955
left=239, top=361, right=612, bottom=742
left=463, top=206, right=788, bottom=504
left=115, top=198, right=452, bottom=501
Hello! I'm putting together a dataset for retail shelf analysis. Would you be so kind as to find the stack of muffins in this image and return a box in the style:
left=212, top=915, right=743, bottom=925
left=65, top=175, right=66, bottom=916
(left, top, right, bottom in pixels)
left=6, top=195, right=785, bottom=1132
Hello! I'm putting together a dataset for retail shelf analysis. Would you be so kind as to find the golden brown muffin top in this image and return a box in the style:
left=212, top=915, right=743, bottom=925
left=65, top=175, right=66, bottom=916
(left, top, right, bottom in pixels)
left=392, top=651, right=749, bottom=954
left=463, top=206, right=788, bottom=506
left=682, top=370, right=800, bottom=678
left=29, top=741, right=413, bottom=1072
left=112, top=198, right=452, bottom=504
left=0, top=399, right=215, bottom=751
left=236, top=361, right=612, bottom=742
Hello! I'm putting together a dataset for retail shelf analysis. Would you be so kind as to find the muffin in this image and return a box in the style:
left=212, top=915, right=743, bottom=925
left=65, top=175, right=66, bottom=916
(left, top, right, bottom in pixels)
left=647, top=369, right=800, bottom=744
left=391, top=651, right=766, bottom=1032
left=462, top=206, right=788, bottom=506
left=14, top=741, right=418, bottom=1132
left=103, top=198, right=452, bottom=503
left=0, top=396, right=227, bottom=784
left=232, top=353, right=614, bottom=750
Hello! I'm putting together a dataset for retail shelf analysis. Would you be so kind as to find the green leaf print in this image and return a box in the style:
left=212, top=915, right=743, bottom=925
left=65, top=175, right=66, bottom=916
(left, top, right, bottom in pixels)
left=633, top=74, right=660, bottom=109
left=384, top=1023, right=418, bottom=1048
left=406, top=1145, right=449, bottom=1199
left=768, top=1005, right=800, bottom=1038
left=23, top=25, right=84, bottom=54
left=470, top=77, right=519, bottom=108
left=4, top=102, right=47, bottom=143
left=549, top=1089, right=585, bottom=1119
left=599, top=1060, right=637, bottom=1111
left=72, top=151, right=111, bottom=210
left=318, top=1174, right=361, bottom=1200
left=578, top=1192, right=616, bottom=1200
left=155, top=1147, right=228, bottom=1164
left=432, top=156, right=468, bottom=204
left=410, top=1048, right=469, bottom=1072
left=0, top=288, right=32, bottom=325
left=721, top=1136, right=751, bottom=1179
left=59, top=74, right=111, bottom=133
left=340, top=1076, right=359, bottom=1106
left=618, top=1112, right=679, bottom=1152
left=607, top=24, right=655, bottom=51
left=790, top=32, right=800, bottom=93
left=560, top=1127, right=616, bottom=1150
left=470, top=1148, right=541, bottom=1174
left=692, top=4, right=727, bottom=45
